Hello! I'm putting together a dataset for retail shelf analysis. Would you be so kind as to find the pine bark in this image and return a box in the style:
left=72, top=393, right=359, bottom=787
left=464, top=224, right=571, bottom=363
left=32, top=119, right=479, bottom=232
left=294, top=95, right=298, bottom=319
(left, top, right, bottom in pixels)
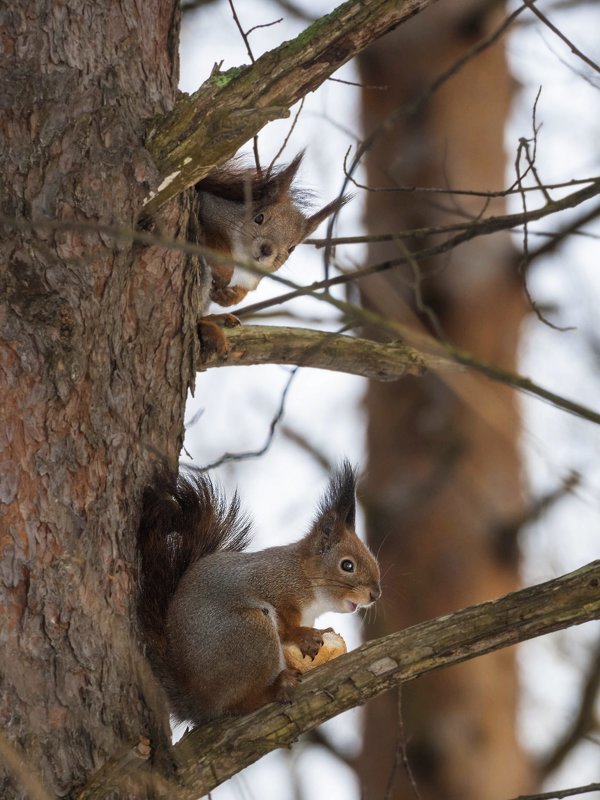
left=0, top=3, right=197, bottom=797
left=357, top=3, right=533, bottom=798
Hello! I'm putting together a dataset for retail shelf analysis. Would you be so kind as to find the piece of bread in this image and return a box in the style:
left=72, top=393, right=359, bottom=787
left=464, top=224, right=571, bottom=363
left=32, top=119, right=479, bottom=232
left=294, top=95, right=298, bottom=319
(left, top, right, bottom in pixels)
left=284, top=630, right=347, bottom=673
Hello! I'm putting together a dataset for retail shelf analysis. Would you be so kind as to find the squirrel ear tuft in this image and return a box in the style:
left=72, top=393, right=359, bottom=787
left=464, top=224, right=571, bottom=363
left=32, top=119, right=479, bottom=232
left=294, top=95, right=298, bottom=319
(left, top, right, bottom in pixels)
left=303, top=193, right=352, bottom=237
left=312, top=461, right=357, bottom=541
left=262, top=151, right=304, bottom=201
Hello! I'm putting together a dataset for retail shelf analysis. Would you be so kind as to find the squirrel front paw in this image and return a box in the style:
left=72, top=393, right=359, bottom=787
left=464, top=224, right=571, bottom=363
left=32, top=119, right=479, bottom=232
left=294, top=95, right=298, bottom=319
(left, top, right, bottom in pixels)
left=210, top=283, right=249, bottom=307
left=293, top=626, right=334, bottom=660
left=273, top=668, right=302, bottom=704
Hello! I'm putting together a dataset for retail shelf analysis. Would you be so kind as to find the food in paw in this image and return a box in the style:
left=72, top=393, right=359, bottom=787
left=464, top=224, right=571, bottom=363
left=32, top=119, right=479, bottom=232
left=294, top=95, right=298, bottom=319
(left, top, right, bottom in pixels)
left=284, top=630, right=347, bottom=673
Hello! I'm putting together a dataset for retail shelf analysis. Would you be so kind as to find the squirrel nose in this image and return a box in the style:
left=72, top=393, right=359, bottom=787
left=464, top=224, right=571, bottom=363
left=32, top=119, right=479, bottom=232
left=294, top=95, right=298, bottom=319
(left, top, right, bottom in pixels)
left=370, top=585, right=382, bottom=603
left=259, top=242, right=273, bottom=258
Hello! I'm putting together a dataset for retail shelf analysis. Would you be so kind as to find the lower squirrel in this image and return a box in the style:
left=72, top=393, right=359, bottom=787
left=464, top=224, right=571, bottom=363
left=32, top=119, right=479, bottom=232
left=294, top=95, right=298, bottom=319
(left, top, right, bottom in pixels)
left=137, top=462, right=381, bottom=724
left=196, top=152, right=349, bottom=355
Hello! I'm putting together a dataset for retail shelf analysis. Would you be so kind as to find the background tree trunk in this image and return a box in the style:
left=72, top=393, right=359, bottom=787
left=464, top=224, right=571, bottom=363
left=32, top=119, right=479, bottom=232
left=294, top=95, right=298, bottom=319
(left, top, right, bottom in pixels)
left=357, top=3, right=533, bottom=797
left=0, top=3, right=198, bottom=797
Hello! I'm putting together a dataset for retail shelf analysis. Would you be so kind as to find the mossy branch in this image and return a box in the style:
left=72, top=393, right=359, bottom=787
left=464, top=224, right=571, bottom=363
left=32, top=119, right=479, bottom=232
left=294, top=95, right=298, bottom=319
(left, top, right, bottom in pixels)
left=143, top=0, right=437, bottom=215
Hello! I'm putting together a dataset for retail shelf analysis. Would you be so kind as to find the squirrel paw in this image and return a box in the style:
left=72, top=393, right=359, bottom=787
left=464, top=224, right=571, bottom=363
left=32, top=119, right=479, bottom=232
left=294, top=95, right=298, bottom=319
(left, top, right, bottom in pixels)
left=294, top=626, right=334, bottom=660
left=210, top=283, right=249, bottom=307
left=273, top=668, right=302, bottom=704
left=198, top=314, right=241, bottom=360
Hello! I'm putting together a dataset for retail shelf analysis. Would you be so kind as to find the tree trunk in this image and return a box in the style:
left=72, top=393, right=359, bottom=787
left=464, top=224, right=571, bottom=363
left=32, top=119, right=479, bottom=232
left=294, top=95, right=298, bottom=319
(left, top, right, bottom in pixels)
left=357, top=3, right=533, bottom=798
left=0, top=3, right=197, bottom=797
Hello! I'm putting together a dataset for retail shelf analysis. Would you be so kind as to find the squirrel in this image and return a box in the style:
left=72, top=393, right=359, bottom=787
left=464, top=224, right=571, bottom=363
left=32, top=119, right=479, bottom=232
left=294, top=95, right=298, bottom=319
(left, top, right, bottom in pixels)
left=137, top=462, right=381, bottom=725
left=195, top=152, right=349, bottom=354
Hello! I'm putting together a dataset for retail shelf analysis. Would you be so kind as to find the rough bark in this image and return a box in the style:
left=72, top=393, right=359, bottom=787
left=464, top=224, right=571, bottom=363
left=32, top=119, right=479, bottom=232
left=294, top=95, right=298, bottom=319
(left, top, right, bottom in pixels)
left=357, top=3, right=533, bottom=798
left=0, top=2, right=198, bottom=797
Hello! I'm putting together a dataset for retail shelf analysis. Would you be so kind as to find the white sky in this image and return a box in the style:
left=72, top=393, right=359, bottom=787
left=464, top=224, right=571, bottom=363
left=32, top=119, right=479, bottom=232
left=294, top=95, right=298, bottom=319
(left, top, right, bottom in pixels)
left=179, top=1, right=600, bottom=797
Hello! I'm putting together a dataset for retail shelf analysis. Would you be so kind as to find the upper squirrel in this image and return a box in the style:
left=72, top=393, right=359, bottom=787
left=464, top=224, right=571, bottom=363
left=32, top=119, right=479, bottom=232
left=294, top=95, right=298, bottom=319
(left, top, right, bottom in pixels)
left=195, top=152, right=349, bottom=310
left=137, top=462, right=381, bottom=724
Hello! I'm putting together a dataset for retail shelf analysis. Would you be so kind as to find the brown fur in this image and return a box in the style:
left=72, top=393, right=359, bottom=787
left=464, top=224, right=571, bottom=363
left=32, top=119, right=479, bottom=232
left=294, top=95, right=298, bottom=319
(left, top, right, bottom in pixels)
left=137, top=463, right=380, bottom=725
left=195, top=152, right=351, bottom=307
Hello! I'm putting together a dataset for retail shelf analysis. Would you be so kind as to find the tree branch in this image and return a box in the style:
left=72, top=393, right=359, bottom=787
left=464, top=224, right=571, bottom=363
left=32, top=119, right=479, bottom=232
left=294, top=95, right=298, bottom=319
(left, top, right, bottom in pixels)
left=171, top=560, right=600, bottom=798
left=198, top=324, right=458, bottom=379
left=80, top=561, right=600, bottom=798
left=239, top=177, right=600, bottom=317
left=540, top=638, right=600, bottom=778
left=508, top=784, right=600, bottom=800
left=143, top=0, right=437, bottom=215
left=198, top=324, right=600, bottom=428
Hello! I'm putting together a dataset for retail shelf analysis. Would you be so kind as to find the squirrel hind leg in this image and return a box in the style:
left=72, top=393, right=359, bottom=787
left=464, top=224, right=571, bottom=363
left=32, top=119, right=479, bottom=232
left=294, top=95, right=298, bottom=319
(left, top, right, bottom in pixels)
left=168, top=601, right=288, bottom=719
left=198, top=313, right=240, bottom=360
left=272, top=668, right=302, bottom=704
left=227, top=604, right=302, bottom=711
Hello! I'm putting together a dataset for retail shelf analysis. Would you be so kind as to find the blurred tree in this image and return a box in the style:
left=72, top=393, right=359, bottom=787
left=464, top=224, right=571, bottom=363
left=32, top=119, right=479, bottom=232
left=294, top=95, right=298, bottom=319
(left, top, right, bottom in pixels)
left=357, top=2, right=534, bottom=797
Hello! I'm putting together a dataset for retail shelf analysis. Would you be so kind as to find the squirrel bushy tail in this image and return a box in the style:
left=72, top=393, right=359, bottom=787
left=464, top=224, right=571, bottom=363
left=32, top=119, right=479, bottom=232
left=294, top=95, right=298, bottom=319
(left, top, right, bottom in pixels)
left=137, top=469, right=252, bottom=662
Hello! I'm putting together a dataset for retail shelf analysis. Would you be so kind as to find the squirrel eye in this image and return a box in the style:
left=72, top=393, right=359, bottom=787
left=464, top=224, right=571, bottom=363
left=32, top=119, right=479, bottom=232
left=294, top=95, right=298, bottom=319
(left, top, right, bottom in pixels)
left=340, top=559, right=355, bottom=573
left=288, top=245, right=295, bottom=254
left=254, top=213, right=265, bottom=225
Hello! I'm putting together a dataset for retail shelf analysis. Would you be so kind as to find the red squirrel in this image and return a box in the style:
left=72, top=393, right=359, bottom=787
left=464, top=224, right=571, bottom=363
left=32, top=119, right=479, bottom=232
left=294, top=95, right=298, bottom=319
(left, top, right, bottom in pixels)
left=196, top=153, right=349, bottom=353
left=137, top=463, right=381, bottom=724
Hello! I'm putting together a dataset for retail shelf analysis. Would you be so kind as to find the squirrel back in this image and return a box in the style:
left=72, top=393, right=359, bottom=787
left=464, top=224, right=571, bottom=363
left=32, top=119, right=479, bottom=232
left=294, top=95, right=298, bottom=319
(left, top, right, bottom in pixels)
left=137, top=463, right=381, bottom=725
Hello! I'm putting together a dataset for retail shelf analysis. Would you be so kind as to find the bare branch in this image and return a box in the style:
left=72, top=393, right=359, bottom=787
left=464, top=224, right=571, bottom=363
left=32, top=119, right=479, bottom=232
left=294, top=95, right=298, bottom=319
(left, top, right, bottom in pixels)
left=197, top=324, right=455, bottom=379
left=527, top=201, right=600, bottom=263
left=199, top=324, right=600, bottom=428
left=188, top=367, right=298, bottom=470
left=522, top=0, right=600, bottom=76
left=5, top=210, right=600, bottom=427
left=113, top=560, right=600, bottom=800
left=239, top=177, right=600, bottom=316
left=540, top=638, right=600, bottom=778
left=507, top=784, right=600, bottom=800
left=77, top=561, right=600, bottom=798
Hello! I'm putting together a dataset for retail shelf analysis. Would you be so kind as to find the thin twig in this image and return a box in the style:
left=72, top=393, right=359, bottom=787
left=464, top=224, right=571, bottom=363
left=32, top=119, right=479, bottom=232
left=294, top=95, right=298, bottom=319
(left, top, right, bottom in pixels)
left=323, top=1, right=530, bottom=277
left=513, top=89, right=574, bottom=332
left=540, top=638, right=600, bottom=777
left=528, top=201, right=600, bottom=262
left=523, top=0, right=600, bottom=75
left=268, top=97, right=306, bottom=176
left=384, top=687, right=422, bottom=800
left=226, top=0, right=262, bottom=172
left=507, top=784, right=600, bottom=800
left=339, top=173, right=600, bottom=200
left=227, top=0, right=255, bottom=64
left=246, top=17, right=283, bottom=37
left=327, top=76, right=387, bottom=90
left=189, top=367, right=298, bottom=471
